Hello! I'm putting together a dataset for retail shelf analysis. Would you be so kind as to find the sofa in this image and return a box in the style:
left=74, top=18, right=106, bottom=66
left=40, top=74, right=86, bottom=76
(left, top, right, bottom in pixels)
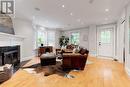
left=62, top=48, right=89, bottom=70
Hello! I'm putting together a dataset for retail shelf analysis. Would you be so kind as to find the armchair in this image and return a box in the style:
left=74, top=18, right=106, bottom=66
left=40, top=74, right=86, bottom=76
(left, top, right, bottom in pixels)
left=62, top=49, right=89, bottom=70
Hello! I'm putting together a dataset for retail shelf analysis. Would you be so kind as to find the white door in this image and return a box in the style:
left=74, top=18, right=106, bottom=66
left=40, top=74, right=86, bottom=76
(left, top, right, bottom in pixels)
left=97, top=28, right=114, bottom=57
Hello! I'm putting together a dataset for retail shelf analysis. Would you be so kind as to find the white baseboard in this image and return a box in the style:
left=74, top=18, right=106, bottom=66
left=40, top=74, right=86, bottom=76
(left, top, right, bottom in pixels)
left=125, top=67, right=130, bottom=76
left=113, top=56, right=118, bottom=59
left=89, top=51, right=97, bottom=57
left=21, top=55, right=35, bottom=62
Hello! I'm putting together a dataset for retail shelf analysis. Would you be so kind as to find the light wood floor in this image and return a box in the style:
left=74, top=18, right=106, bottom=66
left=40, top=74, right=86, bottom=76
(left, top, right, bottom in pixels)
left=0, top=56, right=130, bottom=87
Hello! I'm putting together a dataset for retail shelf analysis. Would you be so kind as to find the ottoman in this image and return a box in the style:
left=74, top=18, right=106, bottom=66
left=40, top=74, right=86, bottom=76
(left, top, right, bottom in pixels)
left=40, top=53, right=56, bottom=66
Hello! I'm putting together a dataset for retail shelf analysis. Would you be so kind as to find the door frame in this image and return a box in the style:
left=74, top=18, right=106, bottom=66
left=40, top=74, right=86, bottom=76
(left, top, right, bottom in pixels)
left=96, top=24, right=116, bottom=58
left=117, top=20, right=125, bottom=63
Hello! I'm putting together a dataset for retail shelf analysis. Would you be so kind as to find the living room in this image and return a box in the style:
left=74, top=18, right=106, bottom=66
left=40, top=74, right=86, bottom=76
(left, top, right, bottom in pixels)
left=0, top=0, right=130, bottom=87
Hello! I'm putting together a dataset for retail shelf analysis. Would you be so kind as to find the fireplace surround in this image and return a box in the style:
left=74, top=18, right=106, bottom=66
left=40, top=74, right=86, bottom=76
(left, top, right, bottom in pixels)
left=0, top=45, right=20, bottom=66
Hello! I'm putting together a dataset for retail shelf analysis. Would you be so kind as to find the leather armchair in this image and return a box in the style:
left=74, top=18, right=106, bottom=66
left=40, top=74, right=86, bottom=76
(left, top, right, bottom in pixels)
left=62, top=51, right=89, bottom=70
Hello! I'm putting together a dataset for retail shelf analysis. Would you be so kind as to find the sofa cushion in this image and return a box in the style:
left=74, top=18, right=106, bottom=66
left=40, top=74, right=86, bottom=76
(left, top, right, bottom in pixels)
left=73, top=48, right=80, bottom=53
left=66, top=44, right=75, bottom=50
left=79, top=48, right=87, bottom=55
left=40, top=53, right=56, bottom=59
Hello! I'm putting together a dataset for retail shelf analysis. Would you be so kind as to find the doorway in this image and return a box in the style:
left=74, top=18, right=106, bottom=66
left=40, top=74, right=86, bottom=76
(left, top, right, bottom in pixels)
left=97, top=26, right=114, bottom=57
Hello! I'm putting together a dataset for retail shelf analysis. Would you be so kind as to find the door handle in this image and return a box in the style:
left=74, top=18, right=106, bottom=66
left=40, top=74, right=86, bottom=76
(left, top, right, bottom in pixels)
left=99, top=42, right=101, bottom=46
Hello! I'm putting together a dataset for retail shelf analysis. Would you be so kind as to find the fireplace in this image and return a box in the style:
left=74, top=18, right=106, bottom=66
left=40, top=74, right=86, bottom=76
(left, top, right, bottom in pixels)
left=0, top=45, right=20, bottom=66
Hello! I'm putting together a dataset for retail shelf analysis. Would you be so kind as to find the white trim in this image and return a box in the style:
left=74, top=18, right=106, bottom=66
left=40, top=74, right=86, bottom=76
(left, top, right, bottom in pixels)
left=89, top=51, right=97, bottom=57
left=21, top=55, right=35, bottom=62
left=125, top=67, right=130, bottom=76
left=0, top=32, right=25, bottom=39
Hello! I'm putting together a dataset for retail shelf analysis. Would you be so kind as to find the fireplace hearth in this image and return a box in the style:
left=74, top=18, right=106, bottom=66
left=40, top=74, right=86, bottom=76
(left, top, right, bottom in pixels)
left=0, top=46, right=20, bottom=66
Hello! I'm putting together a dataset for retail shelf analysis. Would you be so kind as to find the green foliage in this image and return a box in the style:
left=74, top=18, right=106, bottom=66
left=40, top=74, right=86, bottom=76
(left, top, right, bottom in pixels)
left=71, top=33, right=79, bottom=45
left=37, top=37, right=44, bottom=45
left=59, top=36, right=69, bottom=47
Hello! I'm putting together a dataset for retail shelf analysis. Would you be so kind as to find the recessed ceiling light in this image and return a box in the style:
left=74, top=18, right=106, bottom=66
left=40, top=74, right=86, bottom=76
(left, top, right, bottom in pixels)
left=105, top=18, right=108, bottom=20
left=105, top=9, right=109, bottom=12
left=46, top=20, right=48, bottom=23
left=70, top=13, right=73, bottom=16
left=77, top=19, right=81, bottom=22
left=35, top=7, right=40, bottom=11
left=89, top=0, right=94, bottom=4
left=62, top=5, right=65, bottom=8
left=81, top=22, right=84, bottom=25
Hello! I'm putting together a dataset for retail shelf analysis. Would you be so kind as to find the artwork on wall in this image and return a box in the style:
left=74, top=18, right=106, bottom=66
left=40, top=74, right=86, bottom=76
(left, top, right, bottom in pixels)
left=0, top=15, right=14, bottom=35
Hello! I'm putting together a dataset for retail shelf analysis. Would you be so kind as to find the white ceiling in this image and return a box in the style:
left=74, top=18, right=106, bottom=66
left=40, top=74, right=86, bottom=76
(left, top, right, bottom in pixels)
left=15, top=0, right=130, bottom=30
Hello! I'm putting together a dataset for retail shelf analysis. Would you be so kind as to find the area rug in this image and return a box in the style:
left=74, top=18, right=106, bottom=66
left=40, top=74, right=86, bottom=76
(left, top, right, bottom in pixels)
left=21, top=62, right=76, bottom=79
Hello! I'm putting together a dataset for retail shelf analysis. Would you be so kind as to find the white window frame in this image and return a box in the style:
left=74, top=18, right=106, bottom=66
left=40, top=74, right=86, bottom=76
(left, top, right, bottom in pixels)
left=36, top=27, right=56, bottom=48
left=70, top=32, right=80, bottom=45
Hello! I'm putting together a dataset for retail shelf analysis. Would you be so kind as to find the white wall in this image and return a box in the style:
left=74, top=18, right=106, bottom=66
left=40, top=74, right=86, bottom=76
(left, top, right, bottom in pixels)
left=116, top=9, right=126, bottom=63
left=88, top=25, right=97, bottom=56
left=116, top=2, right=130, bottom=76
left=12, top=18, right=35, bottom=61
left=125, top=3, right=130, bottom=76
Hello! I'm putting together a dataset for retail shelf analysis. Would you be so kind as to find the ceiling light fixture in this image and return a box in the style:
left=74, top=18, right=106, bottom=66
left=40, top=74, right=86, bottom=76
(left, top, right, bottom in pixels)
left=81, top=22, right=84, bottom=25
left=70, top=13, right=73, bottom=16
left=105, top=9, right=109, bottom=12
left=62, top=5, right=65, bottom=8
left=77, top=19, right=81, bottom=22
left=89, top=0, right=94, bottom=4
left=105, top=18, right=108, bottom=20
left=35, top=7, right=40, bottom=11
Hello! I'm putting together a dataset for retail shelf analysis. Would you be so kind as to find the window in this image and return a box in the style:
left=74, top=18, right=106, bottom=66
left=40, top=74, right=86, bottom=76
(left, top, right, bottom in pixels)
left=36, top=27, right=55, bottom=47
left=37, top=29, right=47, bottom=47
left=47, top=31, right=55, bottom=46
left=100, top=30, right=111, bottom=43
left=71, top=32, right=80, bottom=45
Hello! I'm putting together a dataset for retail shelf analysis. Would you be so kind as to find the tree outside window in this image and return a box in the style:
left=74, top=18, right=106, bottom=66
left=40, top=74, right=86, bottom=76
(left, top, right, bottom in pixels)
left=37, top=30, right=46, bottom=47
left=37, top=29, right=55, bottom=47
left=71, top=32, right=80, bottom=45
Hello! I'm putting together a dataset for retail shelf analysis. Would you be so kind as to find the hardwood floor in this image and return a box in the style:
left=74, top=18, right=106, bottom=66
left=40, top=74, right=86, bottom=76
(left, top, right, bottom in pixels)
left=0, top=56, right=130, bottom=87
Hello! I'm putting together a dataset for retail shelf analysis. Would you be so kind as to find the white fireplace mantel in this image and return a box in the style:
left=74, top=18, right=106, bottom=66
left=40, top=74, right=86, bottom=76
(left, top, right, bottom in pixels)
left=0, top=32, right=25, bottom=39
left=0, top=32, right=24, bottom=46
left=0, top=32, right=25, bottom=61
